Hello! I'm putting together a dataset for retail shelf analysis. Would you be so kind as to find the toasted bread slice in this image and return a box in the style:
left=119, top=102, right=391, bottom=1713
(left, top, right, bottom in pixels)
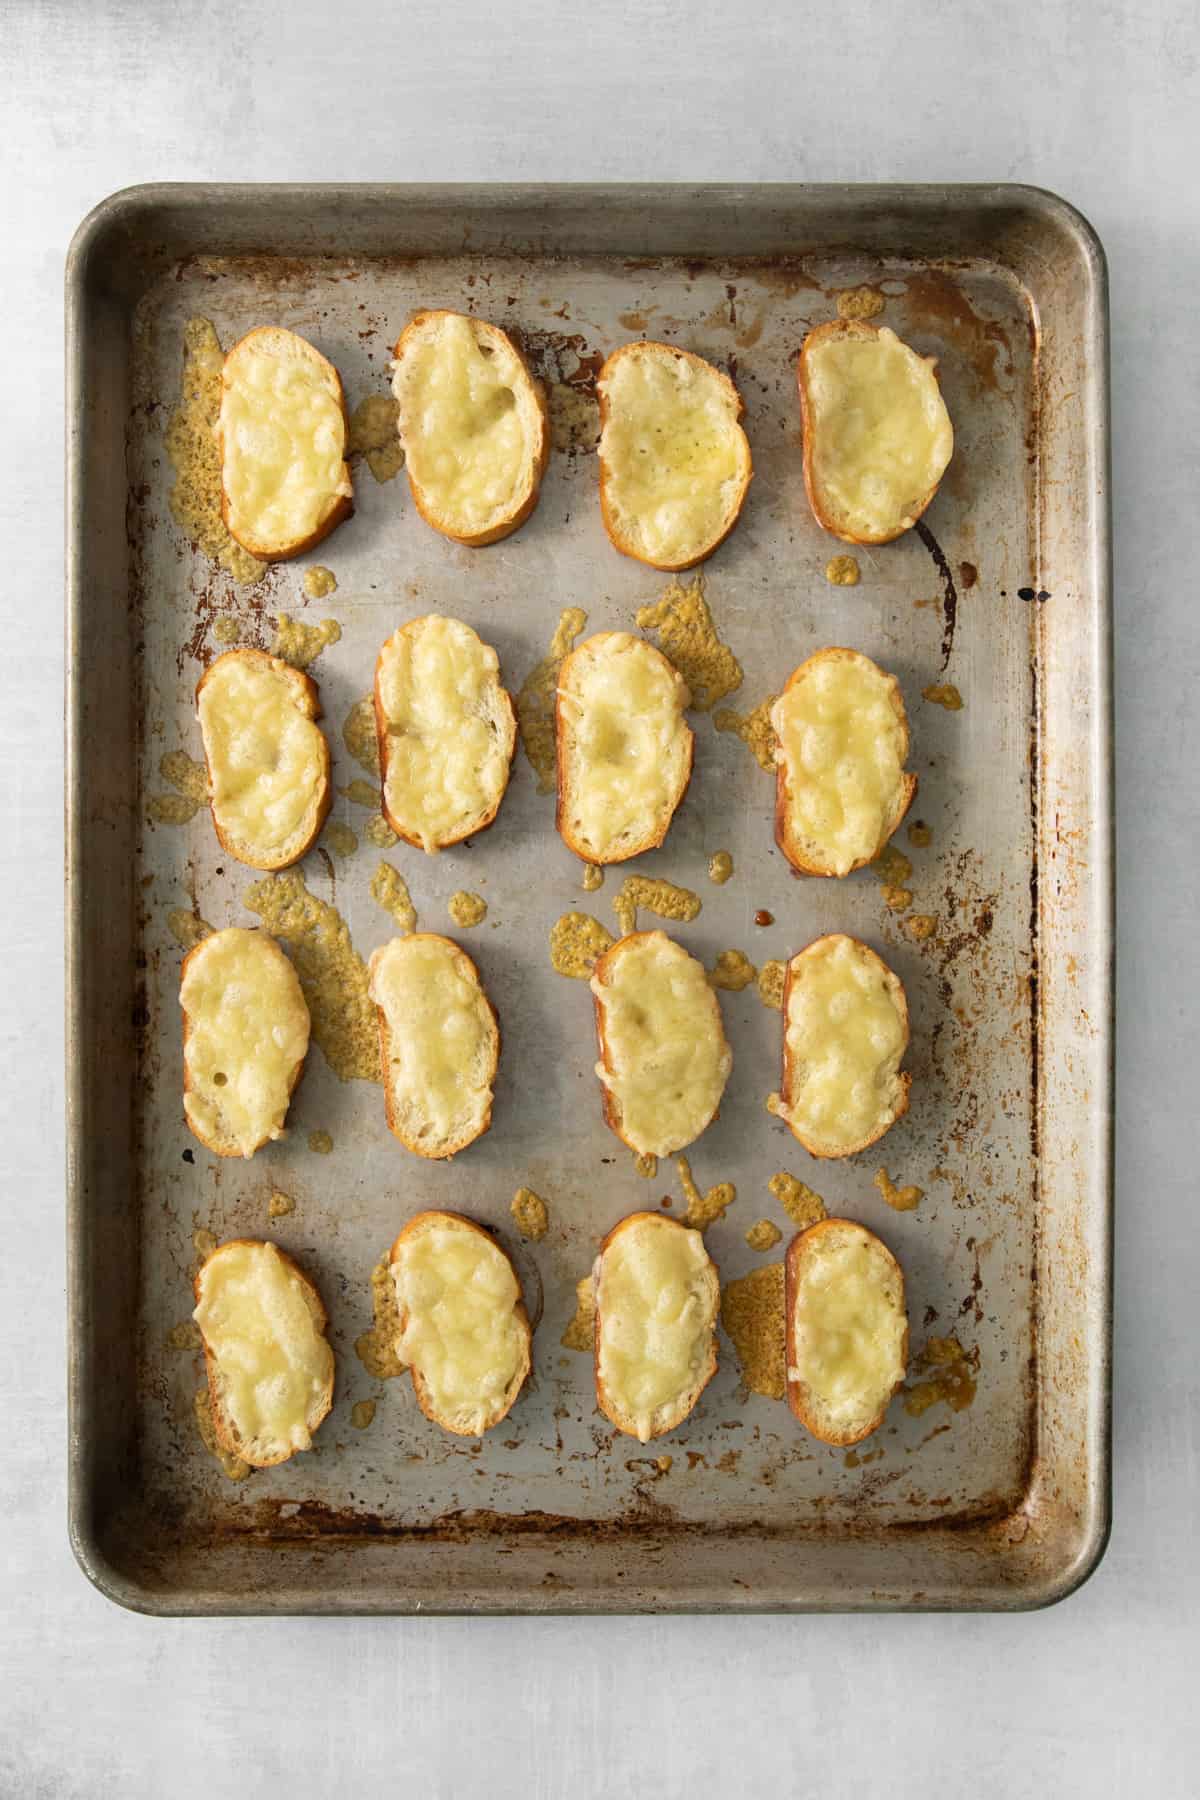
left=798, top=320, right=953, bottom=545
left=196, top=648, right=332, bottom=871
left=556, top=631, right=693, bottom=864
left=593, top=1212, right=720, bottom=1442
left=596, top=341, right=752, bottom=570
left=779, top=934, right=910, bottom=1159
left=389, top=1211, right=532, bottom=1434
left=374, top=615, right=517, bottom=852
left=771, top=648, right=917, bottom=878
left=193, top=1239, right=335, bottom=1467
left=368, top=934, right=499, bottom=1158
left=591, top=930, right=732, bottom=1158
left=181, top=927, right=310, bottom=1159
left=217, top=326, right=353, bottom=559
left=390, top=310, right=549, bottom=546
left=785, top=1218, right=908, bottom=1445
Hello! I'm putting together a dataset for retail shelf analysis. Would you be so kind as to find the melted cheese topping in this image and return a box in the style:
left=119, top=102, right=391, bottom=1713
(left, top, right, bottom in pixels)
left=789, top=1226, right=906, bottom=1430
left=597, top=1216, right=717, bottom=1442
left=376, top=616, right=514, bottom=852
left=392, top=313, right=540, bottom=537
left=193, top=1242, right=332, bottom=1458
left=198, top=652, right=327, bottom=862
left=182, top=928, right=309, bottom=1157
left=599, top=348, right=749, bottom=564
left=391, top=1219, right=527, bottom=1431
left=368, top=936, right=494, bottom=1150
left=782, top=936, right=906, bottom=1155
left=558, top=633, right=691, bottom=862
left=219, top=330, right=351, bottom=551
left=592, top=932, right=731, bottom=1157
left=804, top=326, right=952, bottom=541
left=772, top=652, right=909, bottom=875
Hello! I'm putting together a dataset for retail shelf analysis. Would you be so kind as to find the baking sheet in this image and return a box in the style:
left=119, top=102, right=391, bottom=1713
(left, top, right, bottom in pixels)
left=66, top=185, right=1112, bottom=1611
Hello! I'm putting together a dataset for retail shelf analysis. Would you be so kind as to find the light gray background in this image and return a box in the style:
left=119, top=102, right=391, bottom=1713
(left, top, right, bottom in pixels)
left=2, top=0, right=1194, bottom=1794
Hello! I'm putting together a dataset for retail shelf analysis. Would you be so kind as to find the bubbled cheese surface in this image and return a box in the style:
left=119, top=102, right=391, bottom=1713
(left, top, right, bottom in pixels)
left=789, top=1224, right=906, bottom=1431
left=782, top=935, right=906, bottom=1155
left=198, top=652, right=326, bottom=863
left=391, top=1219, right=527, bottom=1431
left=219, top=330, right=351, bottom=550
left=368, top=936, right=495, bottom=1150
left=182, top=928, right=310, bottom=1158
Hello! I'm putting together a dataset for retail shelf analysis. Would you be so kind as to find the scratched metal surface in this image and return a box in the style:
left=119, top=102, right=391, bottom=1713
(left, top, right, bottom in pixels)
left=66, top=186, right=1111, bottom=1611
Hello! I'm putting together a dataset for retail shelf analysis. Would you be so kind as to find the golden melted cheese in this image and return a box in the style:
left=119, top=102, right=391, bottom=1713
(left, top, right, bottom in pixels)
left=789, top=1225, right=906, bottom=1431
left=391, top=1219, right=527, bottom=1431
left=198, top=652, right=327, bottom=864
left=599, top=349, right=750, bottom=565
left=368, top=936, right=495, bottom=1149
left=773, top=653, right=910, bottom=875
left=219, top=330, right=351, bottom=552
left=558, top=633, right=691, bottom=862
left=377, top=615, right=515, bottom=852
left=182, top=928, right=309, bottom=1157
left=596, top=1216, right=717, bottom=1442
left=392, top=313, right=542, bottom=539
left=782, top=936, right=907, bottom=1155
left=804, top=325, right=952, bottom=542
left=592, top=932, right=731, bottom=1157
left=193, top=1242, right=332, bottom=1458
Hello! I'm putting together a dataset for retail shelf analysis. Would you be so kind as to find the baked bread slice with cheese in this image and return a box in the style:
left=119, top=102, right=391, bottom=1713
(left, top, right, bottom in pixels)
left=196, top=647, right=332, bottom=871
left=556, top=631, right=693, bottom=864
left=374, top=615, right=517, bottom=853
left=797, top=319, right=953, bottom=545
left=389, top=1210, right=532, bottom=1435
left=194, top=1238, right=335, bottom=1467
left=217, top=326, right=353, bottom=560
left=785, top=1218, right=908, bottom=1446
left=591, top=930, right=732, bottom=1158
left=390, top=310, right=549, bottom=546
left=180, top=927, right=310, bottom=1159
left=771, top=647, right=916, bottom=878
left=779, top=933, right=910, bottom=1160
left=593, top=1212, right=720, bottom=1442
left=368, top=934, right=499, bottom=1158
left=597, top=341, right=752, bottom=570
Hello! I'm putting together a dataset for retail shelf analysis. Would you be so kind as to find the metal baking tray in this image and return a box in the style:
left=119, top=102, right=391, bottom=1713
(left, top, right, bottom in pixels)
left=66, top=184, right=1112, bottom=1613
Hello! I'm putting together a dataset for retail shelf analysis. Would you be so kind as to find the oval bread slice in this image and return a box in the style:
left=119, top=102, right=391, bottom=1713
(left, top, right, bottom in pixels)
left=181, top=927, right=310, bottom=1159
left=374, top=615, right=517, bottom=853
left=389, top=1211, right=532, bottom=1435
left=197, top=648, right=332, bottom=871
left=785, top=1218, right=908, bottom=1446
left=556, top=631, right=693, bottom=864
left=368, top=934, right=499, bottom=1159
left=798, top=319, right=953, bottom=545
left=591, top=930, right=732, bottom=1159
left=779, top=934, right=910, bottom=1159
left=217, top=326, right=353, bottom=560
left=194, top=1239, right=335, bottom=1467
left=597, top=340, right=752, bottom=571
left=390, top=310, right=549, bottom=546
left=771, top=647, right=916, bottom=878
left=594, top=1212, right=720, bottom=1442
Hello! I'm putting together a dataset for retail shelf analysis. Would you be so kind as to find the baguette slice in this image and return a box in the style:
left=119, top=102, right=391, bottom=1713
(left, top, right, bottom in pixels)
left=591, top=930, right=732, bottom=1159
left=374, top=615, right=517, bottom=852
left=556, top=631, right=693, bottom=864
left=390, top=310, right=549, bottom=546
left=181, top=927, right=310, bottom=1159
left=779, top=934, right=910, bottom=1160
left=597, top=341, right=752, bottom=570
left=785, top=1218, right=908, bottom=1446
left=594, top=1212, right=720, bottom=1442
left=798, top=319, right=953, bottom=544
left=196, top=648, right=332, bottom=871
left=771, top=647, right=916, bottom=878
left=217, top=326, right=353, bottom=559
left=194, top=1239, right=335, bottom=1467
left=368, top=934, right=499, bottom=1158
left=389, top=1211, right=532, bottom=1435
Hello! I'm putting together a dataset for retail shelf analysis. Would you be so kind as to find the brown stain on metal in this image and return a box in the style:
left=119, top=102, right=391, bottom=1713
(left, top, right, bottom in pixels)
left=901, top=268, right=1015, bottom=392
left=914, top=520, right=958, bottom=672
